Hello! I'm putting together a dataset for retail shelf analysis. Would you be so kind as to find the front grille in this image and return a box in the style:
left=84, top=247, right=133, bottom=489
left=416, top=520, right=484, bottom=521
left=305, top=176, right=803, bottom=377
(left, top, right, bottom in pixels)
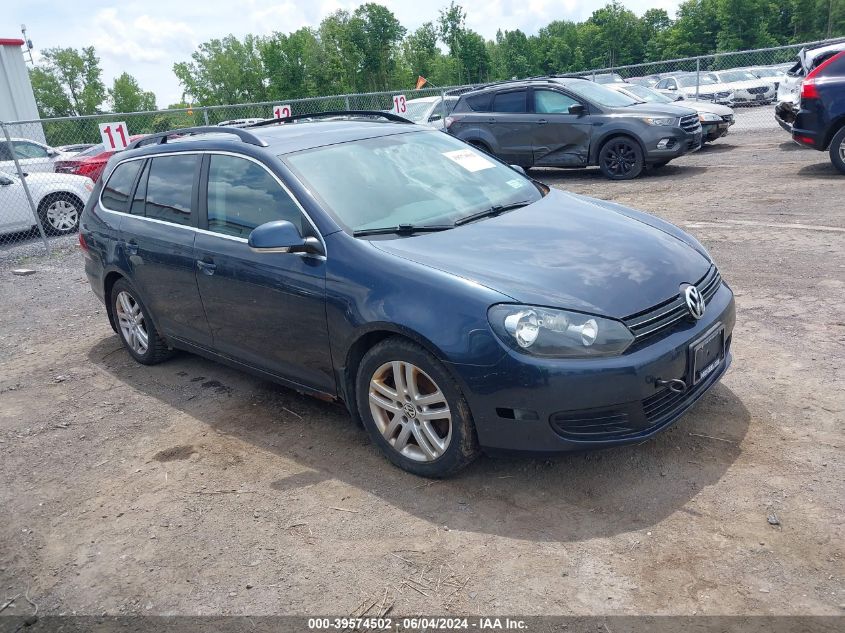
left=698, top=92, right=714, bottom=100
left=623, top=266, right=722, bottom=342
left=680, top=114, right=701, bottom=133
left=748, top=86, right=768, bottom=94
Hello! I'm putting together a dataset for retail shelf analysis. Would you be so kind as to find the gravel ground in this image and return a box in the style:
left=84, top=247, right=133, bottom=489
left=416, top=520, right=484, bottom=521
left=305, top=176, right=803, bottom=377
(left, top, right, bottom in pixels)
left=0, top=127, right=843, bottom=619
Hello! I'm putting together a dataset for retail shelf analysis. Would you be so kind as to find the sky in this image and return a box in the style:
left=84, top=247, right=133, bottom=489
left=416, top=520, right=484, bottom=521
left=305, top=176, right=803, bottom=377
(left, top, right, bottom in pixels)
left=5, top=0, right=680, bottom=108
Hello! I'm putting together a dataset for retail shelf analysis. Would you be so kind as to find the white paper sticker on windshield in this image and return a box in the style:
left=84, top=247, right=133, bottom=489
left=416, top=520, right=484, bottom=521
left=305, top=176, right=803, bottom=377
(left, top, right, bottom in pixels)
left=506, top=179, right=523, bottom=189
left=443, top=149, right=495, bottom=172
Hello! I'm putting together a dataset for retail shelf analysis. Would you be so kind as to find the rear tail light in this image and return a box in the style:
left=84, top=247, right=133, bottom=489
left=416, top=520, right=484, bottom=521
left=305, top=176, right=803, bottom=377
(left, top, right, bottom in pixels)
left=78, top=232, right=89, bottom=252
left=444, top=115, right=462, bottom=129
left=801, top=51, right=845, bottom=101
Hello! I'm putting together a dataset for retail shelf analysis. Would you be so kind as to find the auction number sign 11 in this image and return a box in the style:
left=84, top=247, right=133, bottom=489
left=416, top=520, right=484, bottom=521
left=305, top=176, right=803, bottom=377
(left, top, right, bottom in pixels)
left=99, top=122, right=130, bottom=151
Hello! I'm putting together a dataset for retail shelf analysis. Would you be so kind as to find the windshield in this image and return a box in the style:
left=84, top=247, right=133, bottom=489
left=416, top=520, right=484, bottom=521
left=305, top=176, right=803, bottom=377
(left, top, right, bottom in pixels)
left=566, top=80, right=638, bottom=107
left=752, top=68, right=780, bottom=77
left=594, top=73, right=624, bottom=84
left=677, top=74, right=717, bottom=87
left=620, top=84, right=673, bottom=104
left=284, top=130, right=543, bottom=233
left=716, top=70, right=759, bottom=82
left=75, top=143, right=105, bottom=158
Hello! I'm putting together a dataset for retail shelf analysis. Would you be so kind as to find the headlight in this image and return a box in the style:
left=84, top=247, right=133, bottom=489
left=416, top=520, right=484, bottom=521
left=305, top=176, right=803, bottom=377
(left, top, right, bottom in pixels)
left=698, top=111, right=721, bottom=122
left=488, top=305, right=634, bottom=358
left=642, top=117, right=677, bottom=126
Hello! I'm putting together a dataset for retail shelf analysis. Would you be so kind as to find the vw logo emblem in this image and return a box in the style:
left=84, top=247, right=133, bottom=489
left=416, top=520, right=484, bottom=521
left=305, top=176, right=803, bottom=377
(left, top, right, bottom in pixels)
left=682, top=284, right=706, bottom=320
left=403, top=402, right=417, bottom=419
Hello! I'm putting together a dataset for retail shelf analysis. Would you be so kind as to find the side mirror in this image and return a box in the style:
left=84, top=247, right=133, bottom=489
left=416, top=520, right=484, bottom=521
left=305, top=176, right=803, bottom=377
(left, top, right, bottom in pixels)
left=47, top=149, right=59, bottom=157
left=568, top=103, right=586, bottom=116
left=248, top=220, right=323, bottom=255
left=667, top=85, right=677, bottom=90
left=509, top=165, right=526, bottom=175
left=429, top=113, right=442, bottom=122
left=0, top=176, right=13, bottom=186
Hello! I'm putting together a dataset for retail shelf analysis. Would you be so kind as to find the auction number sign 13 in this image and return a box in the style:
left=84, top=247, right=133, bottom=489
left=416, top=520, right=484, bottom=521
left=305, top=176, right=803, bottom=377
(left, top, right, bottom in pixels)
left=273, top=104, right=292, bottom=119
left=392, top=94, right=407, bottom=115
left=99, top=122, right=130, bottom=151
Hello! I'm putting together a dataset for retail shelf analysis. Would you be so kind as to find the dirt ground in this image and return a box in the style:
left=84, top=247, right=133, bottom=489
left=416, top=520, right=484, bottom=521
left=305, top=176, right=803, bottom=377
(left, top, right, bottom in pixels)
left=0, top=126, right=843, bottom=619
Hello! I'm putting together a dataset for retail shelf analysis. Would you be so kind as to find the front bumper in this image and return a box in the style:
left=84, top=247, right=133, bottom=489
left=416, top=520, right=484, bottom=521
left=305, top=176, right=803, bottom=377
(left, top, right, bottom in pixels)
left=733, top=88, right=775, bottom=104
left=643, top=127, right=703, bottom=161
left=702, top=121, right=732, bottom=142
left=449, top=283, right=736, bottom=453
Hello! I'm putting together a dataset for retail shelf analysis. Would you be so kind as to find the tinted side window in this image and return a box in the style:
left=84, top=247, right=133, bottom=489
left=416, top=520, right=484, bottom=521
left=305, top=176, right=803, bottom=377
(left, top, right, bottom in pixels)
left=206, top=155, right=303, bottom=238
left=534, top=90, right=579, bottom=113
left=130, top=161, right=149, bottom=215
left=818, top=52, right=845, bottom=76
left=144, top=155, right=197, bottom=225
left=101, top=160, right=142, bottom=213
left=465, top=92, right=493, bottom=111
left=492, top=90, right=527, bottom=113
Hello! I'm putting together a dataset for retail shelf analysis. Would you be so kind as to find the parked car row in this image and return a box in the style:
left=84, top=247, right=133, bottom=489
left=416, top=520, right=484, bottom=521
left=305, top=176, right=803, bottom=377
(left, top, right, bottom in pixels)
left=775, top=42, right=845, bottom=131
left=0, top=168, right=93, bottom=237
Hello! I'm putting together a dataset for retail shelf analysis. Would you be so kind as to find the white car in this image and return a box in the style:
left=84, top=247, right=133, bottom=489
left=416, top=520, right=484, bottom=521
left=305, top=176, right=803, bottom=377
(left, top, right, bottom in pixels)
left=775, top=42, right=845, bottom=131
left=0, top=138, right=75, bottom=174
left=0, top=169, right=93, bottom=237
left=608, top=83, right=735, bottom=143
left=703, top=70, right=776, bottom=105
left=654, top=74, right=735, bottom=106
left=402, top=96, right=459, bottom=130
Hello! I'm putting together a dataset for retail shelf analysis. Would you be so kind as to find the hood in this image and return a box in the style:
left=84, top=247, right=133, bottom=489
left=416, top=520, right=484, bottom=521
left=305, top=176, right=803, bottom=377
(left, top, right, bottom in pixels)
left=620, top=102, right=697, bottom=118
left=681, top=100, right=733, bottom=116
left=371, top=189, right=711, bottom=319
left=680, top=82, right=733, bottom=94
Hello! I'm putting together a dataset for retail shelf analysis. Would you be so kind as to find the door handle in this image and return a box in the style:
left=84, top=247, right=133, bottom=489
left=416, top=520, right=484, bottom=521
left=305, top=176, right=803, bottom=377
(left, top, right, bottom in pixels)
left=196, top=260, right=216, bottom=275
left=487, top=117, right=496, bottom=123
left=125, top=241, right=138, bottom=256
left=537, top=119, right=548, bottom=125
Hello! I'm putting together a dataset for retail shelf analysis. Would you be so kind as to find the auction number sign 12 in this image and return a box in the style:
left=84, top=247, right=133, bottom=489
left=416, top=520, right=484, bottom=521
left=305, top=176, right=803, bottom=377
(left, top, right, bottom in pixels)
left=273, top=104, right=292, bottom=119
left=99, top=122, right=130, bottom=151
left=392, top=95, right=407, bottom=115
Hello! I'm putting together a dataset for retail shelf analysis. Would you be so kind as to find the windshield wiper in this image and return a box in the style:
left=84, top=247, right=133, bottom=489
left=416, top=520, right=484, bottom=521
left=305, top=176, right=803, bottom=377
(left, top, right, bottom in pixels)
left=353, top=223, right=454, bottom=237
left=454, top=200, right=533, bottom=226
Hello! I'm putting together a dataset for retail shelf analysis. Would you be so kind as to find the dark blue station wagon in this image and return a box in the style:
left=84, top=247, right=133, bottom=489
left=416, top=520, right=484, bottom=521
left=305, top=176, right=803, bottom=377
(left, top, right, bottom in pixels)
left=80, top=114, right=735, bottom=477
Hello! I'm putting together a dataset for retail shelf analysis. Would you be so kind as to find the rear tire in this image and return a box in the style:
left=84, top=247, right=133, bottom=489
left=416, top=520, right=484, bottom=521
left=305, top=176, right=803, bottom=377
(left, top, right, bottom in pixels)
left=598, top=136, right=644, bottom=180
left=829, top=126, right=845, bottom=175
left=356, top=337, right=480, bottom=477
left=111, top=279, right=174, bottom=365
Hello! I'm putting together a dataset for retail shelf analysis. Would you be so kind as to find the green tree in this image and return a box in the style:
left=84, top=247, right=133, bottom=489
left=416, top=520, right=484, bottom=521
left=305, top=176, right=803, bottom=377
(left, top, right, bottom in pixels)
left=715, top=0, right=775, bottom=50
left=350, top=3, right=406, bottom=91
left=492, top=29, right=535, bottom=79
left=260, top=27, right=324, bottom=99
left=30, top=46, right=106, bottom=117
left=585, top=1, right=645, bottom=67
left=662, top=0, right=720, bottom=57
left=173, top=34, right=267, bottom=105
left=109, top=72, right=156, bottom=113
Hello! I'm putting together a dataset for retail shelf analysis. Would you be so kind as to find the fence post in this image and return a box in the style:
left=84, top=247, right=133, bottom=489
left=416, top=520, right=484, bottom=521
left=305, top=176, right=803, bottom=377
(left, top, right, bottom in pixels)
left=202, top=107, right=210, bottom=125
left=344, top=95, right=351, bottom=110
left=695, top=57, right=700, bottom=100
left=1, top=121, right=50, bottom=256
left=441, top=89, right=448, bottom=123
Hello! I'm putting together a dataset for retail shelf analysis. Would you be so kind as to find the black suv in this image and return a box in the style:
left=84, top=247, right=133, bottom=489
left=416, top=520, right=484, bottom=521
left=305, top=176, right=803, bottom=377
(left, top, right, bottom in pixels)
left=792, top=51, right=845, bottom=174
left=445, top=77, right=702, bottom=179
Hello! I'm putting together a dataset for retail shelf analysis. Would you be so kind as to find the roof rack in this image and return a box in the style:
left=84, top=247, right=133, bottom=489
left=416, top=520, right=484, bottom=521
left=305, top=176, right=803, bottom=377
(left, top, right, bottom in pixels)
left=246, top=110, right=414, bottom=127
left=126, top=126, right=269, bottom=150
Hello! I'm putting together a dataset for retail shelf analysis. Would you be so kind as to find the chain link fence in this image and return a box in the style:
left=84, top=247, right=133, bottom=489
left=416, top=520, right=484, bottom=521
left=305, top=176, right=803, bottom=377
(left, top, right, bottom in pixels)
left=2, top=37, right=843, bottom=255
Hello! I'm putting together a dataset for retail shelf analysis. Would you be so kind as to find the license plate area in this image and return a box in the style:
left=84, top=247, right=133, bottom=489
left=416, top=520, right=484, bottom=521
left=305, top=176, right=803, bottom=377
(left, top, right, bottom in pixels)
left=690, top=324, right=725, bottom=385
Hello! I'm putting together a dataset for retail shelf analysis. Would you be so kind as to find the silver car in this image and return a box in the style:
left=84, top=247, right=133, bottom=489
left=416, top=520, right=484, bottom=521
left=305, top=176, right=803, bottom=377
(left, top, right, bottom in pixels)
left=704, top=70, right=775, bottom=105
left=402, top=96, right=459, bottom=129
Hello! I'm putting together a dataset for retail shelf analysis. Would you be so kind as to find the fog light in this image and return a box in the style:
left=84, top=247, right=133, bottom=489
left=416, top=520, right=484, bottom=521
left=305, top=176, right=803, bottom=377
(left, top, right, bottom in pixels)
left=656, top=138, right=676, bottom=149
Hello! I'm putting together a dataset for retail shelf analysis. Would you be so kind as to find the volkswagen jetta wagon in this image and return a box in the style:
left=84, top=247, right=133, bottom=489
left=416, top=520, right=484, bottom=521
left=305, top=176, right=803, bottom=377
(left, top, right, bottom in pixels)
left=80, top=113, right=735, bottom=477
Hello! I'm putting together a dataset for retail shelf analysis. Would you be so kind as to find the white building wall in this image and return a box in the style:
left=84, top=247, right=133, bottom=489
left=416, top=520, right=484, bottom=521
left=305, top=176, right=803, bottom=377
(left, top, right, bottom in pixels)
left=0, top=39, right=46, bottom=143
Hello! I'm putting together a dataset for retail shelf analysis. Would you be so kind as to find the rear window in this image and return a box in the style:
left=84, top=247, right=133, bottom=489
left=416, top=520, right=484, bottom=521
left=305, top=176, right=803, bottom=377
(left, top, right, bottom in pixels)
left=813, top=51, right=845, bottom=73
left=491, top=90, right=527, bottom=113
left=143, top=155, right=197, bottom=225
left=76, top=143, right=105, bottom=158
left=101, top=160, right=142, bottom=213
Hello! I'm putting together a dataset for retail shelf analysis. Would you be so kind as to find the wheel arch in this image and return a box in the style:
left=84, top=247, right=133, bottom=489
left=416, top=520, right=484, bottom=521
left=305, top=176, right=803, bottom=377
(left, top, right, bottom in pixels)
left=36, top=190, right=85, bottom=214
left=339, top=323, right=460, bottom=419
left=822, top=115, right=845, bottom=149
left=589, top=130, right=646, bottom=165
left=103, top=269, right=126, bottom=333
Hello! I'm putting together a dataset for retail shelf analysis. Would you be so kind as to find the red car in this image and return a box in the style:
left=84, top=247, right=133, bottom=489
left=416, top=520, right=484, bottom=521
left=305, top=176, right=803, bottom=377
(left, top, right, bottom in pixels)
left=54, top=135, right=145, bottom=182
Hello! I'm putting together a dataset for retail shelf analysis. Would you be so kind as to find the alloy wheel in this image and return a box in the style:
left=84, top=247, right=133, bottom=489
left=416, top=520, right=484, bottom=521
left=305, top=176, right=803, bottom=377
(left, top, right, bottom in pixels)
left=46, top=199, right=79, bottom=233
left=839, top=137, right=845, bottom=164
left=368, top=360, right=452, bottom=462
left=115, top=291, right=149, bottom=355
left=602, top=141, right=637, bottom=176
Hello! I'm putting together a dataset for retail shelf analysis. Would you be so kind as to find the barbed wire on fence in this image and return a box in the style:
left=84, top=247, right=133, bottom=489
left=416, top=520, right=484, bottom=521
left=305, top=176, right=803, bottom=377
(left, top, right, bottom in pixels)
left=2, top=36, right=842, bottom=255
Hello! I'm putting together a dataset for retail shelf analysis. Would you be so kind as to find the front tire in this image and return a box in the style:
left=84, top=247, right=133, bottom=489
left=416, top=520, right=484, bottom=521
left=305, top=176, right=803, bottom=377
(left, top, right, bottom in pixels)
left=111, top=279, right=174, bottom=365
left=39, top=193, right=82, bottom=235
left=598, top=136, right=644, bottom=180
left=829, top=126, right=845, bottom=175
left=356, top=337, right=480, bottom=477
